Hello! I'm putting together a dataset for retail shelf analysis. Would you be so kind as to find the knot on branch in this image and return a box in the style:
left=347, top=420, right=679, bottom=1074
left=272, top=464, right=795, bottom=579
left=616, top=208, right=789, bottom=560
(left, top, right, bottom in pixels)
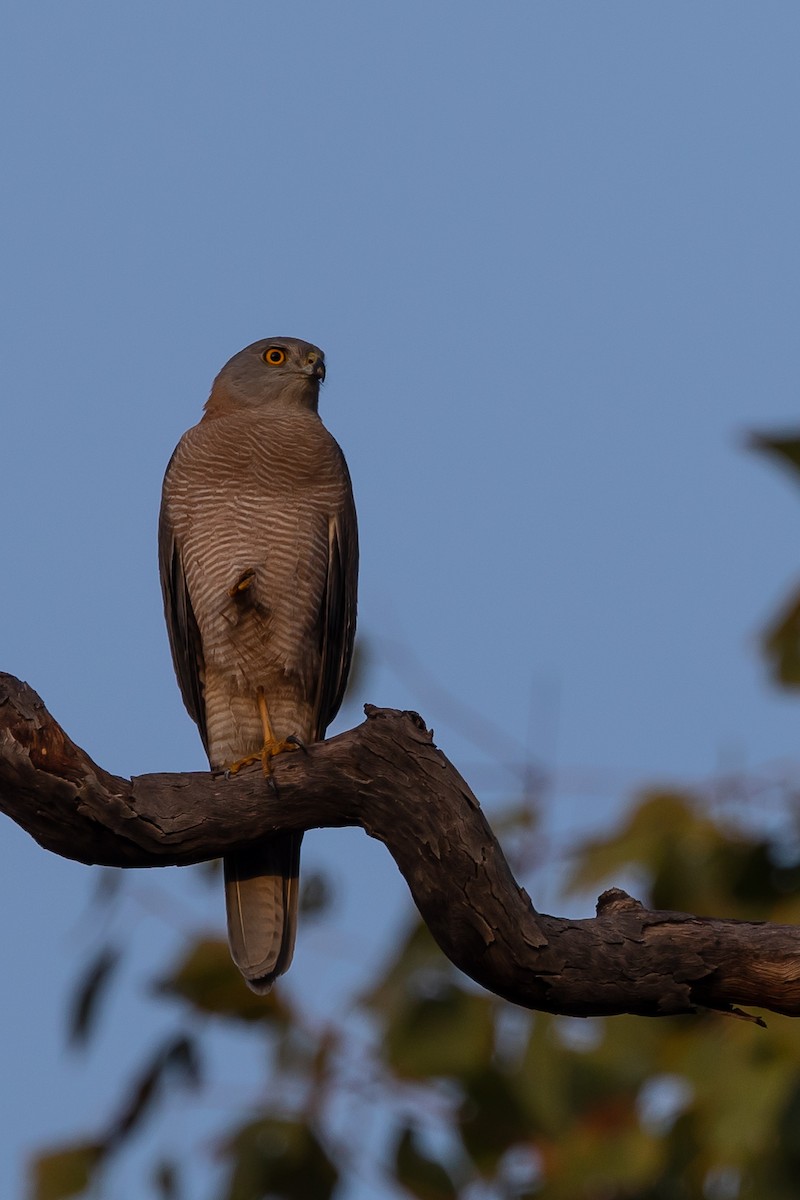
left=597, top=888, right=646, bottom=916
left=363, top=703, right=431, bottom=737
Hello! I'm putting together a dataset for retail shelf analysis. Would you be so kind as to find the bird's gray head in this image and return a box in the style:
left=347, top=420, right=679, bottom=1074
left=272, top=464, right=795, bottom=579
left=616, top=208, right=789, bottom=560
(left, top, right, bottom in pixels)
left=204, top=337, right=326, bottom=418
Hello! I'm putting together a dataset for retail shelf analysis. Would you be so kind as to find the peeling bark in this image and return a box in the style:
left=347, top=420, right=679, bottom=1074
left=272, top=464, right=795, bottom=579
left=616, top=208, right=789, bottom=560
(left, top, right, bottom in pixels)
left=1, top=671, right=799, bottom=1021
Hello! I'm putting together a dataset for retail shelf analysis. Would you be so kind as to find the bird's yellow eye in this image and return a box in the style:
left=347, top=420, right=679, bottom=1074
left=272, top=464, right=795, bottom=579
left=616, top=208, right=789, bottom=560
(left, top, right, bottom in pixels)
left=263, top=347, right=287, bottom=366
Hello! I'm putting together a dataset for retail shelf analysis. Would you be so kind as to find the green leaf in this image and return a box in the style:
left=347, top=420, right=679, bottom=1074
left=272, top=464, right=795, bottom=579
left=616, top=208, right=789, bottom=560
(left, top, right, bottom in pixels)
left=668, top=1020, right=797, bottom=1164
left=67, top=946, right=121, bottom=1047
left=222, top=1118, right=337, bottom=1200
left=366, top=920, right=494, bottom=1082
left=364, top=919, right=450, bottom=1018
left=299, top=870, right=334, bottom=919
left=567, top=791, right=696, bottom=892
left=153, top=1160, right=180, bottom=1200
left=458, top=1066, right=534, bottom=1172
left=29, top=1143, right=104, bottom=1200
left=749, top=430, right=800, bottom=690
left=539, top=1109, right=663, bottom=1200
left=107, top=1034, right=201, bottom=1146
left=749, top=431, right=800, bottom=480
left=90, top=868, right=123, bottom=904
left=386, top=982, right=495, bottom=1080
left=567, top=791, right=786, bottom=918
left=155, top=937, right=291, bottom=1024
left=514, top=1014, right=575, bottom=1135
left=394, top=1126, right=458, bottom=1200
left=761, top=587, right=800, bottom=689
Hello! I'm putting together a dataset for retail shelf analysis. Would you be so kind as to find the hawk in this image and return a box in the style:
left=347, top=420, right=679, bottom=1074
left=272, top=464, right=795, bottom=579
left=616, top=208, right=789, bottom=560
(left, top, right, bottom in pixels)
left=159, top=337, right=358, bottom=992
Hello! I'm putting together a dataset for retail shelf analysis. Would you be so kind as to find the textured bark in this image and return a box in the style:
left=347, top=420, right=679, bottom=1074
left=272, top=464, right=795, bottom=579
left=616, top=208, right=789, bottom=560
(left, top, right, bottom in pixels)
left=1, top=671, right=799, bottom=1021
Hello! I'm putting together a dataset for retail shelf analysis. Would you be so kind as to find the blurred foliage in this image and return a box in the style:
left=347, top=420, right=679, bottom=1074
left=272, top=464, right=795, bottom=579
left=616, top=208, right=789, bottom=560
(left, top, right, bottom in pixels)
left=31, top=1144, right=104, bottom=1200
left=66, top=946, right=120, bottom=1047
left=394, top=1126, right=459, bottom=1199
left=751, top=431, right=800, bottom=687
left=28, top=434, right=800, bottom=1199
left=155, top=936, right=292, bottom=1025
left=29, top=782, right=800, bottom=1200
left=223, top=1119, right=338, bottom=1200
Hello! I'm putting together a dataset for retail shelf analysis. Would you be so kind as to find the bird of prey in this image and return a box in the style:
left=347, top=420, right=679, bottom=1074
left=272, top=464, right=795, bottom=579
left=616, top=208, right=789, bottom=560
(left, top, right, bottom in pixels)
left=159, top=337, right=358, bottom=992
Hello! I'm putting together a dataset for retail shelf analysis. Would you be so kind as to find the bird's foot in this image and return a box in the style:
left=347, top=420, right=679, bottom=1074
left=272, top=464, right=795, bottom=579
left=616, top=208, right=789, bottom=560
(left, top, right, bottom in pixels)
left=226, top=736, right=300, bottom=778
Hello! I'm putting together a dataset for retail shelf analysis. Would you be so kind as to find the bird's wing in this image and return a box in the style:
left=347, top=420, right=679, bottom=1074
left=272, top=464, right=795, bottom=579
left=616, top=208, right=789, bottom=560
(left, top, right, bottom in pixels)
left=314, top=459, right=359, bottom=739
left=158, top=451, right=209, bottom=757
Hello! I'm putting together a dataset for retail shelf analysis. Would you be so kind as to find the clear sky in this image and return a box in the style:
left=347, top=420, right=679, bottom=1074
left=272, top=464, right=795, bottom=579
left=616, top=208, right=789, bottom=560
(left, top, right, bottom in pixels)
left=3, top=3, right=800, bottom=1196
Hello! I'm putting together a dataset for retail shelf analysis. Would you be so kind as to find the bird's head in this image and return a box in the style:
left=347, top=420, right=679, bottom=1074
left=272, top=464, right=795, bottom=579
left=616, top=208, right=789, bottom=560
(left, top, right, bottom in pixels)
left=203, top=337, right=326, bottom=418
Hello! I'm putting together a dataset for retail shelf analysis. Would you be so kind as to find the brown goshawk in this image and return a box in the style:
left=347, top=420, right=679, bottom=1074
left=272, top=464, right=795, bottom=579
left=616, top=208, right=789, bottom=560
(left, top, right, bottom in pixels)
left=159, top=337, right=358, bottom=992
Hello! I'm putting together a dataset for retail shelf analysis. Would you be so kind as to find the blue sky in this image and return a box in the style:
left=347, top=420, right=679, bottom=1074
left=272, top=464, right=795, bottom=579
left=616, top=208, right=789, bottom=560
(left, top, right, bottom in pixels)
left=3, top=3, right=800, bottom=1196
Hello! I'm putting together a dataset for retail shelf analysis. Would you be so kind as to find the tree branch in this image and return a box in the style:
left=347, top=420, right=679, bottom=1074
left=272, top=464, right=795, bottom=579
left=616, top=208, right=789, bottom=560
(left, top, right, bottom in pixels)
left=2, top=671, right=799, bottom=1021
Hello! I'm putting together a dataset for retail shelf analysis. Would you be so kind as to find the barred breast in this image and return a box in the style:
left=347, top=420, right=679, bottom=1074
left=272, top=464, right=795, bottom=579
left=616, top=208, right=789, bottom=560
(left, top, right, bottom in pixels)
left=162, top=405, right=351, bottom=768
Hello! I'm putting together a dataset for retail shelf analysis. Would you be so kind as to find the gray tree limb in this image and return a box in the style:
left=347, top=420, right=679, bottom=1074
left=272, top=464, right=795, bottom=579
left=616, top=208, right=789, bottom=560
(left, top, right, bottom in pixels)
left=1, top=671, right=798, bottom=1021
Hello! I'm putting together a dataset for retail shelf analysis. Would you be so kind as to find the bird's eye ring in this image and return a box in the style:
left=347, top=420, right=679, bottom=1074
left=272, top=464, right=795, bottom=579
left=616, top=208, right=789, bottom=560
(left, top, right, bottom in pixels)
left=263, top=347, right=287, bottom=366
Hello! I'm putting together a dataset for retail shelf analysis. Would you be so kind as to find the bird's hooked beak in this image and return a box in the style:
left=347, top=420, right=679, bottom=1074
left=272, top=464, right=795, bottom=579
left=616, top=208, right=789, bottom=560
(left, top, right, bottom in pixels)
left=305, top=353, right=326, bottom=382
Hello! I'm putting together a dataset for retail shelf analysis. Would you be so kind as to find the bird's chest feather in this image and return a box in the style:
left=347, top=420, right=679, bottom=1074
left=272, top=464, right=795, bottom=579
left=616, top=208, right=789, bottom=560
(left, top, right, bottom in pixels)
left=166, top=411, right=342, bottom=674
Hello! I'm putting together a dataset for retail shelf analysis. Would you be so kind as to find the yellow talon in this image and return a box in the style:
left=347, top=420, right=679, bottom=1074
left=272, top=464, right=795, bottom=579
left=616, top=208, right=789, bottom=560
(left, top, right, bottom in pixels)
left=227, top=738, right=298, bottom=777
left=226, top=688, right=299, bottom=777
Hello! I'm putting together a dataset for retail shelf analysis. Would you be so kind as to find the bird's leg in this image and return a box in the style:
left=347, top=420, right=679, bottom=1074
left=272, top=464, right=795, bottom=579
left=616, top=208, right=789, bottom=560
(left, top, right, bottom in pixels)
left=226, top=688, right=300, bottom=777
left=254, top=689, right=301, bottom=776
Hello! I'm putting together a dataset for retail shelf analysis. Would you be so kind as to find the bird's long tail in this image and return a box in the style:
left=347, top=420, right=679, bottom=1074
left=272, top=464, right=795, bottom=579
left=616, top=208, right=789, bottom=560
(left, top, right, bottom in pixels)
left=223, top=832, right=302, bottom=993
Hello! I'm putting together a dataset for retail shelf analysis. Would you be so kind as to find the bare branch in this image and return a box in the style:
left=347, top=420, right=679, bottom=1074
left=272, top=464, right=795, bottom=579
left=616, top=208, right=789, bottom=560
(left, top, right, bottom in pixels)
left=1, top=671, right=799, bottom=1021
